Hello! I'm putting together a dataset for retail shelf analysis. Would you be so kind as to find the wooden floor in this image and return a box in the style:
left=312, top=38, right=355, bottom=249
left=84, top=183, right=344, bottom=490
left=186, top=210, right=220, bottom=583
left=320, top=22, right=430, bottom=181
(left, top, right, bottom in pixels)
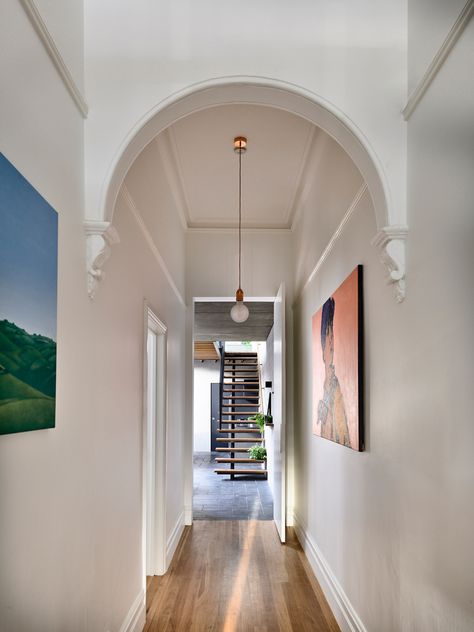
left=145, top=521, right=340, bottom=632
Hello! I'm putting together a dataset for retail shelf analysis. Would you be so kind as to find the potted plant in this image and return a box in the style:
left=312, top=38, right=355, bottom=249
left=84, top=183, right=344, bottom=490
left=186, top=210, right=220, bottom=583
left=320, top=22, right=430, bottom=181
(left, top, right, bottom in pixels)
left=248, top=445, right=267, bottom=467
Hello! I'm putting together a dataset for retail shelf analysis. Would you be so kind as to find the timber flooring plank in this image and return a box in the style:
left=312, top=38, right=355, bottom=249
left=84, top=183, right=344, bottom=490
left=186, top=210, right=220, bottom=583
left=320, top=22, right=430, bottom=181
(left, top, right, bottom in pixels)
left=144, top=521, right=340, bottom=632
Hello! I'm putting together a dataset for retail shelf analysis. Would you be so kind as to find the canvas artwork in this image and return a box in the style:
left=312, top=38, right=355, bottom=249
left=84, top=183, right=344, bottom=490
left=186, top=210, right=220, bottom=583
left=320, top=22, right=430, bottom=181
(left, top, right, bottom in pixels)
left=0, top=153, right=58, bottom=435
left=312, top=265, right=363, bottom=451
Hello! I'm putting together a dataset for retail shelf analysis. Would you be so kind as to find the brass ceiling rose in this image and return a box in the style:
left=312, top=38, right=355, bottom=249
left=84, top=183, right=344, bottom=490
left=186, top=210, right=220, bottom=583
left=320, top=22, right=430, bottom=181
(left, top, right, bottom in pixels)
left=233, top=136, right=247, bottom=153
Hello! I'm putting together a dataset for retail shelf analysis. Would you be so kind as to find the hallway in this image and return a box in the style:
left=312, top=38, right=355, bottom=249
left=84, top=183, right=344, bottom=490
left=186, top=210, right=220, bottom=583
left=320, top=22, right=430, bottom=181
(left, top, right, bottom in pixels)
left=145, top=521, right=339, bottom=632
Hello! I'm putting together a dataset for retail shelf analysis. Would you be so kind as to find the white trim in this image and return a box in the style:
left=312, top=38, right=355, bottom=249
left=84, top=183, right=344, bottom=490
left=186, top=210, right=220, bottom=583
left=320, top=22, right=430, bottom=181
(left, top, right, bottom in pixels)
left=121, top=186, right=186, bottom=307
left=186, top=226, right=292, bottom=234
left=100, top=77, right=392, bottom=232
left=18, top=0, right=88, bottom=118
left=371, top=225, right=409, bottom=303
left=184, top=507, right=193, bottom=525
left=403, top=0, right=474, bottom=120
left=154, top=131, right=190, bottom=230
left=118, top=589, right=146, bottom=632
left=84, top=220, right=120, bottom=299
left=294, top=183, right=368, bottom=304
left=293, top=513, right=368, bottom=632
left=143, top=304, right=168, bottom=578
left=166, top=510, right=185, bottom=568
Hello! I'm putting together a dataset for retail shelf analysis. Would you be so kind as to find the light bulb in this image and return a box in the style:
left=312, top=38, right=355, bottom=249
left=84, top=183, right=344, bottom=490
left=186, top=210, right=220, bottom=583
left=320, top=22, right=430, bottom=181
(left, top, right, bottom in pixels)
left=230, top=301, right=249, bottom=323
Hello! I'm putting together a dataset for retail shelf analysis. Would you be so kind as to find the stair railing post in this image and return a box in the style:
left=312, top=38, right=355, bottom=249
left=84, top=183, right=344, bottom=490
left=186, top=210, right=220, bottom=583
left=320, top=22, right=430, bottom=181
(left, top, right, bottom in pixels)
left=218, top=341, right=224, bottom=432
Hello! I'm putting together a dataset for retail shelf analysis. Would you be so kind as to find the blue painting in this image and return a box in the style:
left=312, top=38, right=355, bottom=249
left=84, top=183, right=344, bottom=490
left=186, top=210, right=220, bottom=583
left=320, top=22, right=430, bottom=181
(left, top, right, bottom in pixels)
left=0, top=153, right=58, bottom=435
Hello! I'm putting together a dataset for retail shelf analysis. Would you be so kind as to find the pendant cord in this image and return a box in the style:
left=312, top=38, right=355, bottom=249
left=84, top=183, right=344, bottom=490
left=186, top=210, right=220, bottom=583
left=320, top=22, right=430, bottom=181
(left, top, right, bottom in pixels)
left=238, top=148, right=242, bottom=290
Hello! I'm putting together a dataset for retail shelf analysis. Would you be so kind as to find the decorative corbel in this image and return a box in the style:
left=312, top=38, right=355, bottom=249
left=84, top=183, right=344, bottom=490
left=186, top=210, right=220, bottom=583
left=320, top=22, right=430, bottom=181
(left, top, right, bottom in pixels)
left=84, top=220, right=120, bottom=299
left=371, top=225, right=408, bottom=303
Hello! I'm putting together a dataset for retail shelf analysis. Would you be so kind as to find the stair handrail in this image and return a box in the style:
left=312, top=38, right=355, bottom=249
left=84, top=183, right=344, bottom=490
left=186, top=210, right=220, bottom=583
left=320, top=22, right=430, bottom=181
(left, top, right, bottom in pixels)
left=218, top=341, right=225, bottom=431
left=258, top=359, right=265, bottom=415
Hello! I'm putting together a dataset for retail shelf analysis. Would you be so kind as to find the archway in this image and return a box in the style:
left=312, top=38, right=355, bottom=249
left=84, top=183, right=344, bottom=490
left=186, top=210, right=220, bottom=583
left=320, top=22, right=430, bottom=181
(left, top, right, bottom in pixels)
left=86, top=77, right=407, bottom=303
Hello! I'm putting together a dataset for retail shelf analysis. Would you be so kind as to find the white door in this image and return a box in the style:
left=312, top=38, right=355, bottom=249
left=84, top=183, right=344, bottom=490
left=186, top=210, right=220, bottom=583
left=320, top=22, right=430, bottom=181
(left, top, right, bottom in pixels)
left=273, top=283, right=286, bottom=542
left=144, top=306, right=167, bottom=577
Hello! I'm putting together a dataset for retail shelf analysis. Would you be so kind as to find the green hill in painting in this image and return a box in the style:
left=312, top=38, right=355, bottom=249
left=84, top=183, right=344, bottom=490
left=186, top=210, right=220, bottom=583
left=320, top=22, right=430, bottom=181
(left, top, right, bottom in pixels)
left=0, top=319, right=56, bottom=434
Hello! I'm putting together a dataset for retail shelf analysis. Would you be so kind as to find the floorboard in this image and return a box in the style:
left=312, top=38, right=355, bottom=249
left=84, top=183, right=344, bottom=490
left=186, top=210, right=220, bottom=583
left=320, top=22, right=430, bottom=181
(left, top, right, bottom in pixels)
left=144, top=521, right=340, bottom=632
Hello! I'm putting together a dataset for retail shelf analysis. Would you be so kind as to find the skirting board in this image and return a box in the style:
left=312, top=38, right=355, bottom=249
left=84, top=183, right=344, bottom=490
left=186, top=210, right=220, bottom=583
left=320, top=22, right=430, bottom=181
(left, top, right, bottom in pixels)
left=293, top=513, right=368, bottom=632
left=119, top=589, right=146, bottom=632
left=166, top=510, right=185, bottom=568
left=184, top=507, right=193, bottom=525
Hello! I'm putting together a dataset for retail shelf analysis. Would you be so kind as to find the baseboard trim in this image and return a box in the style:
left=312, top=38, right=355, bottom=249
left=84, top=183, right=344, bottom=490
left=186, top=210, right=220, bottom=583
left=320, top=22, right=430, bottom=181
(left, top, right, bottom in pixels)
left=119, top=589, right=146, bottom=632
left=184, top=507, right=193, bottom=525
left=293, top=513, right=367, bottom=632
left=166, top=510, right=185, bottom=568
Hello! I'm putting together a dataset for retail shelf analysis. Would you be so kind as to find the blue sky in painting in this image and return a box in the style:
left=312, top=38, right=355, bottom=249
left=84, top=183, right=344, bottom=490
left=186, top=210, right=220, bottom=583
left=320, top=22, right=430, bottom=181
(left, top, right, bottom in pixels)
left=0, top=153, right=58, bottom=341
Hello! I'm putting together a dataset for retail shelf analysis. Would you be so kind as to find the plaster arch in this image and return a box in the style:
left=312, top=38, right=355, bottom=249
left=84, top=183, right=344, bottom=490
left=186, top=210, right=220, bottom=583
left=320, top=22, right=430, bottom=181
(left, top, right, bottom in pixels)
left=85, top=77, right=407, bottom=301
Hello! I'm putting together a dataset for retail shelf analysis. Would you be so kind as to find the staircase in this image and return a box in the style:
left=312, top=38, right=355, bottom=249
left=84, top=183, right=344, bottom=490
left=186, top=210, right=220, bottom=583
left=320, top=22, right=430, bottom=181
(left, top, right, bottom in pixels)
left=214, top=350, right=267, bottom=479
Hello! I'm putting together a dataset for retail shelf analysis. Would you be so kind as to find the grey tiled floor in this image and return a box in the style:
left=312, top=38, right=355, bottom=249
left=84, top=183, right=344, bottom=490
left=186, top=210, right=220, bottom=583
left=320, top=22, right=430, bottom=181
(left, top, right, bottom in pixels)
left=193, top=452, right=273, bottom=520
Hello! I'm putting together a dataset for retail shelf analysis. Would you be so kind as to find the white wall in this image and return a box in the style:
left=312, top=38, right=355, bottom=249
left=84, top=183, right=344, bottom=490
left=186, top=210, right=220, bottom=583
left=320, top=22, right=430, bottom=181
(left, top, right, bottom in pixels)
left=123, top=139, right=186, bottom=297
left=292, top=129, right=364, bottom=295
left=292, top=7, right=474, bottom=631
left=193, top=360, right=219, bottom=452
left=0, top=3, right=187, bottom=630
left=186, top=230, right=294, bottom=302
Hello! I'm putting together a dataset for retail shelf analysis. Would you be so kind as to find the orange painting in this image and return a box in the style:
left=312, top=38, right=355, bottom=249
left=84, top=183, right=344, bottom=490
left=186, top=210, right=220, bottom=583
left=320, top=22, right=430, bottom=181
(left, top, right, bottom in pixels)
left=312, top=266, right=363, bottom=451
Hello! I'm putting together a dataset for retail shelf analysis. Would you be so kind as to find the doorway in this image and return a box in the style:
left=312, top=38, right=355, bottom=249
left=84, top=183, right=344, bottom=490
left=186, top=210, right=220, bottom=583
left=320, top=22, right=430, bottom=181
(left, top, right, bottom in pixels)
left=143, top=304, right=167, bottom=579
left=192, top=296, right=285, bottom=536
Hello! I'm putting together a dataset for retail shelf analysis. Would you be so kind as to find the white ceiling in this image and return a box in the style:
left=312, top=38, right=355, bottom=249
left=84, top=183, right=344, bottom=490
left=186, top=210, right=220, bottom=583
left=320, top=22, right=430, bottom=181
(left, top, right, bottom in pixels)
left=158, top=104, right=315, bottom=230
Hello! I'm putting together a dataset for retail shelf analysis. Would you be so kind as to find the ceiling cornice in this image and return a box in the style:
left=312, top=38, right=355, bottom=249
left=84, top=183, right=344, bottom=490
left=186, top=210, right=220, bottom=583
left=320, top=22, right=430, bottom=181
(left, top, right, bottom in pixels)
left=19, top=0, right=88, bottom=117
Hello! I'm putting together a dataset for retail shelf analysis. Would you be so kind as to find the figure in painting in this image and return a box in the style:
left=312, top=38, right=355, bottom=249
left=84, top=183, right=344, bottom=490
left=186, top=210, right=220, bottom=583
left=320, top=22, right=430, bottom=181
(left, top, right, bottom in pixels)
left=316, top=297, right=351, bottom=447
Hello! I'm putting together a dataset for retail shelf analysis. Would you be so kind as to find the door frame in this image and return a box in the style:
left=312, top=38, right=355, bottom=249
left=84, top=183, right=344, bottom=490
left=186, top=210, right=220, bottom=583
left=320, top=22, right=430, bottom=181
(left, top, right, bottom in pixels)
left=190, top=295, right=284, bottom=525
left=143, top=302, right=168, bottom=578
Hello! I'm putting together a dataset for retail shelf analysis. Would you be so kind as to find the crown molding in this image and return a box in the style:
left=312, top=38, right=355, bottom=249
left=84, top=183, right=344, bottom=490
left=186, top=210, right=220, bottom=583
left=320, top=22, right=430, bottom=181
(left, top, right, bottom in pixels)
left=372, top=225, right=409, bottom=302
left=84, top=221, right=120, bottom=298
left=285, top=126, right=318, bottom=228
left=289, top=128, right=324, bottom=230
left=403, top=0, right=474, bottom=120
left=294, top=183, right=368, bottom=304
left=18, top=0, right=88, bottom=118
left=155, top=129, right=191, bottom=230
left=121, top=186, right=186, bottom=307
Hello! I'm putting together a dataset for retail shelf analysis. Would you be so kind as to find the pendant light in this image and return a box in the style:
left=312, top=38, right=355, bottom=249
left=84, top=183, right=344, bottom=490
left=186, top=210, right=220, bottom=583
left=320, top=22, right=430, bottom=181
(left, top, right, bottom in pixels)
left=230, top=136, right=250, bottom=324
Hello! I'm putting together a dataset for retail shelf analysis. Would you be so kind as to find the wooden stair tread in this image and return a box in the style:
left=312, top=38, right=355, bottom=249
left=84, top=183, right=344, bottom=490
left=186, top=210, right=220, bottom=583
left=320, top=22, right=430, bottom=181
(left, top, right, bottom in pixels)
left=214, top=469, right=267, bottom=475
left=217, top=417, right=255, bottom=424
left=222, top=403, right=260, bottom=407
left=219, top=413, right=261, bottom=417
left=215, top=447, right=253, bottom=452
left=219, top=420, right=259, bottom=424
left=223, top=395, right=260, bottom=399
left=224, top=361, right=258, bottom=365
left=217, top=428, right=262, bottom=433
left=216, top=437, right=263, bottom=443
left=223, top=382, right=260, bottom=385
left=215, top=458, right=265, bottom=463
